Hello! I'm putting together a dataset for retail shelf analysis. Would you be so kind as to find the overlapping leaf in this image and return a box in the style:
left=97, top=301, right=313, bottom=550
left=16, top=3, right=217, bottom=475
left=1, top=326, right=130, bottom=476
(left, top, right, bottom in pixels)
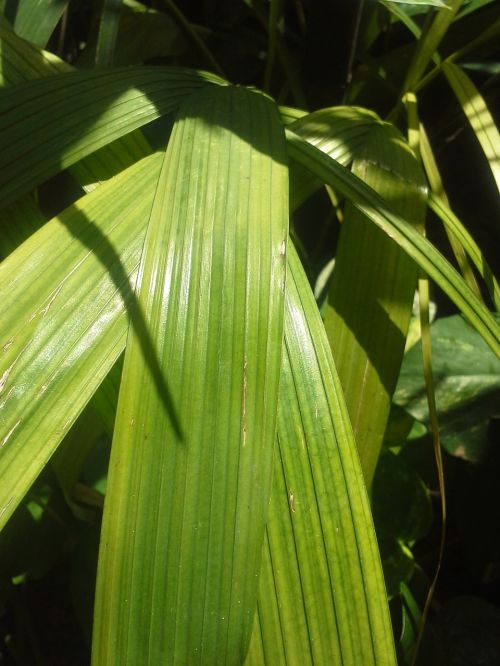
left=0, top=0, right=67, bottom=47
left=247, top=244, right=396, bottom=665
left=325, top=120, right=427, bottom=484
left=92, top=85, right=289, bottom=664
left=442, top=61, right=500, bottom=192
left=286, top=129, right=500, bottom=356
left=0, top=65, right=224, bottom=206
left=0, top=153, right=161, bottom=529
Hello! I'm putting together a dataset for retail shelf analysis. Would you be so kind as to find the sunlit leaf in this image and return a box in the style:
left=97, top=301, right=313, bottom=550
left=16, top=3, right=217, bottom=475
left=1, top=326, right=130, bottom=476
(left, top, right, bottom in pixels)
left=93, top=85, right=288, bottom=664
left=0, top=153, right=160, bottom=530
left=247, top=243, right=397, bottom=665
left=442, top=60, right=500, bottom=192
left=381, top=0, right=449, bottom=7
left=325, top=119, right=427, bottom=484
left=286, top=128, right=500, bottom=356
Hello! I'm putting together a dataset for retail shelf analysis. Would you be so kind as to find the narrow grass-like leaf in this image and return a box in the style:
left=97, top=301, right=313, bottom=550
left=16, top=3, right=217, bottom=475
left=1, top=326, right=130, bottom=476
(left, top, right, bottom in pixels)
left=286, top=129, right=500, bottom=355
left=412, top=275, right=446, bottom=663
left=442, top=61, right=500, bottom=192
left=457, top=0, right=497, bottom=18
left=0, top=153, right=161, bottom=530
left=325, top=121, right=427, bottom=485
left=247, top=243, right=396, bottom=665
left=418, top=120, right=482, bottom=300
left=428, top=193, right=500, bottom=310
left=93, top=86, right=288, bottom=664
left=382, top=0, right=448, bottom=7
left=95, top=0, right=123, bottom=67
left=380, top=1, right=425, bottom=40
left=1, top=0, right=68, bottom=47
left=0, top=66, right=224, bottom=206
left=403, top=0, right=463, bottom=92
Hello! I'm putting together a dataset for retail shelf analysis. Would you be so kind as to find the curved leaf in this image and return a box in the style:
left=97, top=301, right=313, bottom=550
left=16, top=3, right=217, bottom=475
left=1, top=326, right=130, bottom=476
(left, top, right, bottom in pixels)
left=0, top=66, right=224, bottom=206
left=285, top=128, right=500, bottom=356
left=0, top=0, right=67, bottom=47
left=442, top=61, right=500, bottom=192
left=288, top=106, right=381, bottom=210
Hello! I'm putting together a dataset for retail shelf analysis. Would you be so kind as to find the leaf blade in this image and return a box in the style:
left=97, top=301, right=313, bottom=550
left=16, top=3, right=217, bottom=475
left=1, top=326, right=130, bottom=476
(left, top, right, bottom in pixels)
left=92, top=86, right=289, bottom=664
left=0, top=153, right=161, bottom=530
left=0, top=66, right=224, bottom=206
left=442, top=60, right=500, bottom=192
left=247, top=243, right=397, bottom=665
left=285, top=128, right=500, bottom=356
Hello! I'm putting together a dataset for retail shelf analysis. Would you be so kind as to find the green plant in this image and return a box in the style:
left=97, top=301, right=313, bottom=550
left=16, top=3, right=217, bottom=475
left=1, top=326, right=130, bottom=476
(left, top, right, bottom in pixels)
left=0, top=1, right=498, bottom=664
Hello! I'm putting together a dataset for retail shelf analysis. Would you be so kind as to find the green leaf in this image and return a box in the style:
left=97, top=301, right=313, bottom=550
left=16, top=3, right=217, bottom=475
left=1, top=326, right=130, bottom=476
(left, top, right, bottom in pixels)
left=95, top=0, right=123, bottom=67
left=428, top=193, right=500, bottom=311
left=247, top=244, right=397, bottom=665
left=0, top=16, right=153, bottom=191
left=395, top=315, right=500, bottom=461
left=0, top=195, right=46, bottom=258
left=83, top=0, right=187, bottom=67
left=381, top=0, right=449, bottom=7
left=0, top=66, right=224, bottom=206
left=288, top=106, right=381, bottom=210
left=285, top=128, right=500, bottom=356
left=418, top=121, right=484, bottom=302
left=372, top=451, right=432, bottom=544
left=324, top=119, right=427, bottom=485
left=378, top=538, right=415, bottom=599
left=0, top=15, right=70, bottom=85
left=442, top=61, right=500, bottom=193
left=92, top=86, right=288, bottom=664
left=403, top=0, right=464, bottom=92
left=51, top=406, right=106, bottom=522
left=380, top=1, right=426, bottom=39
left=1, top=0, right=68, bottom=47
left=0, top=153, right=161, bottom=530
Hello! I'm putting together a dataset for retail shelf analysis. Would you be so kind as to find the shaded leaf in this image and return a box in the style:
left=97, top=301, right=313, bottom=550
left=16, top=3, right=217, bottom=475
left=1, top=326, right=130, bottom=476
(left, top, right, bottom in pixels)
left=0, top=0, right=67, bottom=47
left=0, top=66, right=224, bottom=206
left=394, top=314, right=500, bottom=461
left=372, top=450, right=433, bottom=543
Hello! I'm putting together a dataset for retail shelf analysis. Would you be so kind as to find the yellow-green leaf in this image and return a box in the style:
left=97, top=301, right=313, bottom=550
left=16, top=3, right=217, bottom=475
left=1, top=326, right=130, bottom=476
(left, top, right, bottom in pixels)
left=92, top=85, right=289, bottom=664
